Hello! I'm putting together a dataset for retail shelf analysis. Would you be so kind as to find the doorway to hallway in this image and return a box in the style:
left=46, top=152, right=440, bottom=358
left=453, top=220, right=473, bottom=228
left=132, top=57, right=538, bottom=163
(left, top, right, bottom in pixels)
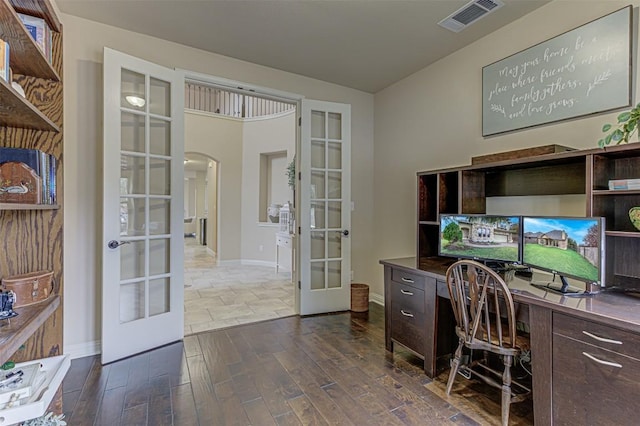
left=183, top=237, right=295, bottom=334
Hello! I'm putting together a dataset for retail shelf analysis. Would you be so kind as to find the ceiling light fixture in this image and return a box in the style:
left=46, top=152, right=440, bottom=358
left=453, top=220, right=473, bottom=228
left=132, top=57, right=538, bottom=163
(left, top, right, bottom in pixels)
left=125, top=95, right=146, bottom=108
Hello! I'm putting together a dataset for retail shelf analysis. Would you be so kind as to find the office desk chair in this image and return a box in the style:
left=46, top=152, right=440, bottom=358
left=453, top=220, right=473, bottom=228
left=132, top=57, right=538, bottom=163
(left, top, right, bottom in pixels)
left=445, top=260, right=531, bottom=426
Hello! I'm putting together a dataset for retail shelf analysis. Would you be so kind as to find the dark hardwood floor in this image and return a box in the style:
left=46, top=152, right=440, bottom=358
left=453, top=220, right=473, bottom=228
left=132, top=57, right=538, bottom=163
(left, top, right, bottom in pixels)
left=62, top=303, right=533, bottom=425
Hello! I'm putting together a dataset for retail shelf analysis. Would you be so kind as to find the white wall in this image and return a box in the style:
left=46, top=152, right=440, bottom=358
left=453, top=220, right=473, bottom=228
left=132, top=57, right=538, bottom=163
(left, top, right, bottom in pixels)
left=207, top=160, right=218, bottom=253
left=185, top=112, right=243, bottom=261
left=62, top=12, right=374, bottom=355
left=372, top=0, right=639, bottom=300
left=242, top=112, right=296, bottom=264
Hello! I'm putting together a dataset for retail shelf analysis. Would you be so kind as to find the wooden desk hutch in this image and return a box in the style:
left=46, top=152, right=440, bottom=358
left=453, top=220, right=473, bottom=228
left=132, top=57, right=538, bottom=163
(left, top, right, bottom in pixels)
left=382, top=143, right=640, bottom=425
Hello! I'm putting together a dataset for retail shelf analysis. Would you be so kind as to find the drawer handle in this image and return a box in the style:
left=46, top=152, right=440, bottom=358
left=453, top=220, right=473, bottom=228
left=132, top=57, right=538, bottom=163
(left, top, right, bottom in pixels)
left=582, top=352, right=622, bottom=369
left=582, top=331, right=623, bottom=345
left=400, top=289, right=414, bottom=296
left=400, top=310, right=414, bottom=318
left=401, top=277, right=414, bottom=283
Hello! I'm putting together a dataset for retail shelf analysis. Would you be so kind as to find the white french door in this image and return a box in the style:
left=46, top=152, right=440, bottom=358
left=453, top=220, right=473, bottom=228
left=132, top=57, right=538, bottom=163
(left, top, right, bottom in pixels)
left=299, top=100, right=351, bottom=315
left=102, top=48, right=184, bottom=364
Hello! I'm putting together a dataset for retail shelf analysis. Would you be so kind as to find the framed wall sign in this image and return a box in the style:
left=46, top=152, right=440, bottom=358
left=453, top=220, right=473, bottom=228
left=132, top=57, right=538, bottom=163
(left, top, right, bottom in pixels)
left=482, top=6, right=632, bottom=137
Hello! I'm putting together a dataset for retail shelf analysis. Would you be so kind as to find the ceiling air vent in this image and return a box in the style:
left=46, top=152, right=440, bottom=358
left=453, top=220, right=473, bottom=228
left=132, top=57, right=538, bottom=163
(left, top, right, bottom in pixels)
left=438, top=0, right=505, bottom=33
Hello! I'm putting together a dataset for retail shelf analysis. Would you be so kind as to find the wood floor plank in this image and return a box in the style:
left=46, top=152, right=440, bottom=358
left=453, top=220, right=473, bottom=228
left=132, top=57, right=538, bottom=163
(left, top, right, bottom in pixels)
left=274, top=410, right=303, bottom=426
left=61, top=304, right=533, bottom=426
left=94, top=386, right=126, bottom=426
left=147, top=375, right=173, bottom=426
left=149, top=341, right=185, bottom=378
left=121, top=403, right=148, bottom=426
left=252, top=354, right=301, bottom=417
left=242, top=397, right=278, bottom=426
left=171, top=382, right=199, bottom=426
left=230, top=371, right=261, bottom=403
left=274, top=348, right=333, bottom=388
left=120, top=351, right=152, bottom=414
left=197, top=331, right=232, bottom=384
left=105, top=357, right=131, bottom=391
left=214, top=379, right=252, bottom=425
left=321, top=382, right=376, bottom=425
left=286, top=394, right=329, bottom=426
left=67, top=358, right=112, bottom=424
left=183, top=334, right=202, bottom=358
left=63, top=355, right=97, bottom=394
left=186, top=353, right=225, bottom=425
left=274, top=350, right=355, bottom=425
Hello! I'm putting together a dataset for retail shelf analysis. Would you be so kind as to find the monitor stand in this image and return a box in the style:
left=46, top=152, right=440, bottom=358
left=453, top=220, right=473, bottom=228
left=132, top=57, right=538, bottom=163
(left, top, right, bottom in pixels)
left=530, top=274, right=595, bottom=297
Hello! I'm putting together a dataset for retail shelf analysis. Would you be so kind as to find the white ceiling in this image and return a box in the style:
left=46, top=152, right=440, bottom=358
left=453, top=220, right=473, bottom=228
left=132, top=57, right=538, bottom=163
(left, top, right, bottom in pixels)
left=56, top=0, right=550, bottom=93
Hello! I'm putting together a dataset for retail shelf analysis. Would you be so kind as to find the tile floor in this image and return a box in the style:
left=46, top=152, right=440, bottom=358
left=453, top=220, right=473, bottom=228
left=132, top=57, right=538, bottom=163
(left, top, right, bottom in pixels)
left=183, top=237, right=296, bottom=335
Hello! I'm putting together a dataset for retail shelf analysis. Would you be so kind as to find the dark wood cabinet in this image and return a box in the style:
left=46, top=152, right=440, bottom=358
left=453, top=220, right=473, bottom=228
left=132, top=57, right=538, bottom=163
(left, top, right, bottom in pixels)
left=382, top=259, right=456, bottom=378
left=552, top=312, right=640, bottom=425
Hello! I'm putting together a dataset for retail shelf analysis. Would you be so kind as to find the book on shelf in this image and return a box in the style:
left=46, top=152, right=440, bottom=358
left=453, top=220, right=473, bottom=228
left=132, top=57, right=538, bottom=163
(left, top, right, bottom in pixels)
left=17, top=13, right=52, bottom=63
left=0, top=147, right=57, bottom=205
left=608, top=178, right=640, bottom=190
left=0, top=38, right=9, bottom=82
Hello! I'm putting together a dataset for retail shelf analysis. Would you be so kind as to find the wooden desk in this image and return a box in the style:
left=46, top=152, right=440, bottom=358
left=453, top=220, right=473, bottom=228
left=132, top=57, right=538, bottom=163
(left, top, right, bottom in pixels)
left=380, top=257, right=640, bottom=425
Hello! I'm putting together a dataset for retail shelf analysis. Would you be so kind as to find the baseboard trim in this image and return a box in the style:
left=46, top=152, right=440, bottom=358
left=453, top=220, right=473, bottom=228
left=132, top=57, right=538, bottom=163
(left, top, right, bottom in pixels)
left=217, top=259, right=277, bottom=268
left=370, top=292, right=384, bottom=306
left=65, top=340, right=101, bottom=359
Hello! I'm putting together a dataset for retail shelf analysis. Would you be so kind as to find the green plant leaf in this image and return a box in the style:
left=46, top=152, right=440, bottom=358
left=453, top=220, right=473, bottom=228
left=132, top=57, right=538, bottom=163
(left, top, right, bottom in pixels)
left=605, top=134, right=613, bottom=145
left=602, top=124, right=612, bottom=132
left=612, top=129, right=623, bottom=142
left=598, top=139, right=605, bottom=148
left=618, top=111, right=631, bottom=122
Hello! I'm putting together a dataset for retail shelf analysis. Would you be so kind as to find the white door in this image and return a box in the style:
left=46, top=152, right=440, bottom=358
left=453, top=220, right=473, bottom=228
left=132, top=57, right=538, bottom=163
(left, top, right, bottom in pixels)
left=102, top=48, right=184, bottom=364
left=299, top=100, right=351, bottom=315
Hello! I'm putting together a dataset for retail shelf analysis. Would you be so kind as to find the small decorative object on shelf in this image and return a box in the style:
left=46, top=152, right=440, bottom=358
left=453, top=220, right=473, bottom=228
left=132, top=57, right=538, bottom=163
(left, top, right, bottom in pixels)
left=629, top=207, right=640, bottom=231
left=1, top=271, right=54, bottom=308
left=267, top=203, right=281, bottom=223
left=0, top=162, right=41, bottom=204
left=0, top=290, right=17, bottom=320
left=279, top=202, right=294, bottom=233
left=609, top=178, right=640, bottom=190
left=0, top=148, right=58, bottom=204
left=16, top=13, right=52, bottom=63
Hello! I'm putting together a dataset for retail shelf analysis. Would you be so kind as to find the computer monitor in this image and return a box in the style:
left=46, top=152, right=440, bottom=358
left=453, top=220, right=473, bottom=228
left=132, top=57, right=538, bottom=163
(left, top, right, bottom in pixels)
left=439, top=214, right=521, bottom=265
left=522, top=216, right=605, bottom=295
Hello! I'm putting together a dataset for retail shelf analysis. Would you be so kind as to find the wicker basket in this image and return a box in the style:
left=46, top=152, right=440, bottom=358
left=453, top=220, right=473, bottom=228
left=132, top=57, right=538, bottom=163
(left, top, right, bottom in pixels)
left=350, top=283, right=369, bottom=312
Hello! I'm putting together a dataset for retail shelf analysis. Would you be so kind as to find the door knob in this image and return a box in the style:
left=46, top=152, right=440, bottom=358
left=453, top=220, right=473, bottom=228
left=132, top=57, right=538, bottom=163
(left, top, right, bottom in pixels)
left=342, top=230, right=349, bottom=236
left=108, top=240, right=130, bottom=249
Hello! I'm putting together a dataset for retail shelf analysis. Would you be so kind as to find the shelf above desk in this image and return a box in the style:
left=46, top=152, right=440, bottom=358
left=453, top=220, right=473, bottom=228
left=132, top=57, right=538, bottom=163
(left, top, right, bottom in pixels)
left=0, top=295, right=60, bottom=365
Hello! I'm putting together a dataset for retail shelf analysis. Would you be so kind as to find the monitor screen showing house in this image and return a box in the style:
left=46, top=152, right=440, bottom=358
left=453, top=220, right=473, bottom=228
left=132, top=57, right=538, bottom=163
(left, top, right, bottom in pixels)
left=439, top=214, right=521, bottom=264
left=522, top=216, right=604, bottom=284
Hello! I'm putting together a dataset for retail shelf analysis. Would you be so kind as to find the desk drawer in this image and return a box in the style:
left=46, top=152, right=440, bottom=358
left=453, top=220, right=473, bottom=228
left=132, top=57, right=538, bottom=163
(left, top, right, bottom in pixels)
left=553, top=332, right=640, bottom=425
left=553, top=313, right=640, bottom=361
left=390, top=268, right=425, bottom=290
left=391, top=283, right=425, bottom=314
left=391, top=305, right=425, bottom=356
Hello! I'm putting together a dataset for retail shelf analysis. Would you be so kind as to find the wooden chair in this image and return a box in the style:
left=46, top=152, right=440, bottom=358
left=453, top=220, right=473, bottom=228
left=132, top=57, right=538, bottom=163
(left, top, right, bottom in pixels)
left=445, top=259, right=531, bottom=426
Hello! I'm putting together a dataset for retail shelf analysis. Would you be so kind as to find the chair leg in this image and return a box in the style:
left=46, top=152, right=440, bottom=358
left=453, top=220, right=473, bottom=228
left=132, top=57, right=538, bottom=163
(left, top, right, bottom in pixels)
left=501, top=355, right=513, bottom=426
left=446, top=339, right=464, bottom=395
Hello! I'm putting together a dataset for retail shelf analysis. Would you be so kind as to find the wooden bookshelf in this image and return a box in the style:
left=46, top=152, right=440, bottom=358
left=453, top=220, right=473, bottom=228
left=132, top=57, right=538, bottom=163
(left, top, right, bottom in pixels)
left=0, top=0, right=59, bottom=80
left=0, top=295, right=59, bottom=365
left=0, top=77, right=59, bottom=131
left=0, top=202, right=59, bottom=210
